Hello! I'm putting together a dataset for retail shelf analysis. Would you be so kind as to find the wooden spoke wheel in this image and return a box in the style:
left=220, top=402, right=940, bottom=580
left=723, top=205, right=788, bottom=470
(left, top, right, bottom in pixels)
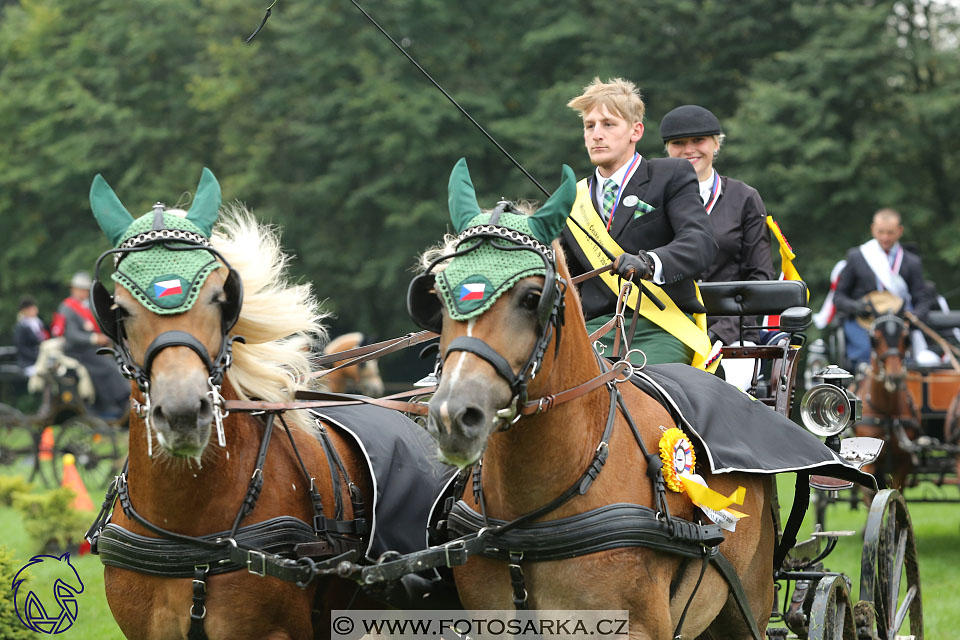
left=48, top=417, right=124, bottom=492
left=0, top=404, right=44, bottom=483
left=808, top=575, right=856, bottom=640
left=858, top=489, right=922, bottom=640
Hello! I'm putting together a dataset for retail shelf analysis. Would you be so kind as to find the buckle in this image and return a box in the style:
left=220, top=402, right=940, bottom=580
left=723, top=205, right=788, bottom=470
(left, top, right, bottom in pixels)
left=443, top=539, right=467, bottom=567
left=247, top=550, right=266, bottom=577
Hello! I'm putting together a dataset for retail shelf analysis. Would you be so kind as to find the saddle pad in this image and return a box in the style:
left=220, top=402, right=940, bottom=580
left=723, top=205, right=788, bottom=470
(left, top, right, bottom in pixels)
left=309, top=404, right=458, bottom=560
left=636, top=363, right=876, bottom=489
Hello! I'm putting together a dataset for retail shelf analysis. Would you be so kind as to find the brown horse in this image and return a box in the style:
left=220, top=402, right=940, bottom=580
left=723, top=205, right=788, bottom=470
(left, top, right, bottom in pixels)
left=85, top=174, right=373, bottom=640
left=317, top=332, right=385, bottom=397
left=414, top=161, right=774, bottom=638
left=853, top=312, right=920, bottom=491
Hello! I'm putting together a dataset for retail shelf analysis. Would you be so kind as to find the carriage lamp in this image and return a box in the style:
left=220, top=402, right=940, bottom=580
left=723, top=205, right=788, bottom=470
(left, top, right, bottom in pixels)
left=800, top=365, right=862, bottom=438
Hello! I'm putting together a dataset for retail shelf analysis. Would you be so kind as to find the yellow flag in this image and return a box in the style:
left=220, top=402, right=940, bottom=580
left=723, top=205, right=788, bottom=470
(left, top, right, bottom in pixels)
left=766, top=216, right=808, bottom=301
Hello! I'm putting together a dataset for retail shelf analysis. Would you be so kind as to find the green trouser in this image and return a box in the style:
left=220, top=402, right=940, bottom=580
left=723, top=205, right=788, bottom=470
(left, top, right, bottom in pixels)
left=585, top=313, right=695, bottom=366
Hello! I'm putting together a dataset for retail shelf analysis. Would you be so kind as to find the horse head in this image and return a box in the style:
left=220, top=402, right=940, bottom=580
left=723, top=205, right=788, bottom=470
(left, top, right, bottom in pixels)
left=321, top=332, right=385, bottom=396
left=408, top=159, right=577, bottom=467
left=89, top=169, right=242, bottom=459
left=870, top=310, right=909, bottom=394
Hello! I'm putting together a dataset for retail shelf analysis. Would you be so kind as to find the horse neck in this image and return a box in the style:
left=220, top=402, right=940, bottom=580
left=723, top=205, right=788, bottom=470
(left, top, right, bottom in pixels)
left=125, top=381, right=265, bottom=534
left=481, top=292, right=612, bottom=516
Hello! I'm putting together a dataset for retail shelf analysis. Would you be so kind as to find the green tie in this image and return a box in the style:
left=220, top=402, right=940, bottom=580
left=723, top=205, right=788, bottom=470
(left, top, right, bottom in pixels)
left=602, top=178, right=618, bottom=221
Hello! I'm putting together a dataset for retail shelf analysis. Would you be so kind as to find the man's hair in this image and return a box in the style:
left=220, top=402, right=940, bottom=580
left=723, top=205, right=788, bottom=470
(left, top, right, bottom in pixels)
left=568, top=77, right=645, bottom=123
left=873, top=208, right=902, bottom=226
left=18, top=296, right=37, bottom=311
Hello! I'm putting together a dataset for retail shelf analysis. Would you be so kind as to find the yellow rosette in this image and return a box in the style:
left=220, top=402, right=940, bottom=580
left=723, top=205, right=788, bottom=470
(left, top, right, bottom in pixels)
left=658, top=428, right=748, bottom=529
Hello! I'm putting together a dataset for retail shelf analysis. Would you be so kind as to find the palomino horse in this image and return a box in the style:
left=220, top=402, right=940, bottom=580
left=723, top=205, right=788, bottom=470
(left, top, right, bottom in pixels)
left=853, top=311, right=920, bottom=491
left=410, top=160, right=775, bottom=638
left=317, top=332, right=385, bottom=397
left=84, top=170, right=373, bottom=639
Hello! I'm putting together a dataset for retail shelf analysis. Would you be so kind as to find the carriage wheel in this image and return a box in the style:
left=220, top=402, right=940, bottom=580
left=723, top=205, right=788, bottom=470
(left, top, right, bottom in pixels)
left=859, top=489, right=922, bottom=640
left=0, top=404, right=44, bottom=483
left=808, top=575, right=856, bottom=640
left=48, top=417, right=124, bottom=492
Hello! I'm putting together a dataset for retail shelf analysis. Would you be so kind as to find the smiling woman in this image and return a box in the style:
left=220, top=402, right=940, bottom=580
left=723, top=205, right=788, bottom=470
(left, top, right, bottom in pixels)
left=660, top=105, right=775, bottom=352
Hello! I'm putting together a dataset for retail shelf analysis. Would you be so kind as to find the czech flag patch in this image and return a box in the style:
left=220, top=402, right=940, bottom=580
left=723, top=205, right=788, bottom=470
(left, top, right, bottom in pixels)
left=153, top=278, right=184, bottom=298
left=459, top=282, right=486, bottom=302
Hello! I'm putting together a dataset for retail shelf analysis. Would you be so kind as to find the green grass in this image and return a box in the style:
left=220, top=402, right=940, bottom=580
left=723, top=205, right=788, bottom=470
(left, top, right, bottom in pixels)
left=1, top=468, right=958, bottom=639
left=1, top=471, right=125, bottom=639
left=771, top=476, right=960, bottom=638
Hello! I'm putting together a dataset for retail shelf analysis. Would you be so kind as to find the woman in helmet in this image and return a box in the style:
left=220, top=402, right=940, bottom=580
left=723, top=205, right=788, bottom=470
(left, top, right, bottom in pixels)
left=660, top=105, right=775, bottom=348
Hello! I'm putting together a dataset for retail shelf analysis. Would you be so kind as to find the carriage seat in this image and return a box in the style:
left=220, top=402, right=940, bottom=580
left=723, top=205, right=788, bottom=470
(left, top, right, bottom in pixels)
left=698, top=280, right=811, bottom=333
left=925, top=310, right=960, bottom=331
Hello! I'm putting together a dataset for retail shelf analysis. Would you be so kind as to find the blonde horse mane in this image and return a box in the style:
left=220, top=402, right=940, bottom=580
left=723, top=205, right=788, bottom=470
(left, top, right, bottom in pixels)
left=211, top=205, right=327, bottom=432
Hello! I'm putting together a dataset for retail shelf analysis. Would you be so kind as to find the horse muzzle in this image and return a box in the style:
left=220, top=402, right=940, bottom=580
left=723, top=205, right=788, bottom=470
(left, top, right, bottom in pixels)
left=149, top=370, right=215, bottom=457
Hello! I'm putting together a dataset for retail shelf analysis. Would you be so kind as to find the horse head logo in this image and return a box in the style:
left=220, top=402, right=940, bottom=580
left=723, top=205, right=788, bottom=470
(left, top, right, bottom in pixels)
left=12, top=552, right=84, bottom=634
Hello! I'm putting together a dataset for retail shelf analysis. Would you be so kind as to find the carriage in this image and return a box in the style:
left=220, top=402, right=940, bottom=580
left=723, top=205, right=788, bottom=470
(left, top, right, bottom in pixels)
left=0, top=337, right=127, bottom=490
left=808, top=304, right=960, bottom=499
left=76, top=166, right=921, bottom=640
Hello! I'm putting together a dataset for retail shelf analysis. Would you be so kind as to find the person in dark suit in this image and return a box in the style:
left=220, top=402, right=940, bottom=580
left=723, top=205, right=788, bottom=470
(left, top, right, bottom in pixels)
left=833, top=209, right=934, bottom=369
left=660, top=105, right=775, bottom=349
left=561, top=78, right=718, bottom=367
left=14, top=296, right=48, bottom=377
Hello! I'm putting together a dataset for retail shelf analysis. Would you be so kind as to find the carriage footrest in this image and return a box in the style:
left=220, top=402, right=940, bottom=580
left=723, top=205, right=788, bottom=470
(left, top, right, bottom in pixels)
left=810, top=530, right=856, bottom=538
left=809, top=475, right=854, bottom=491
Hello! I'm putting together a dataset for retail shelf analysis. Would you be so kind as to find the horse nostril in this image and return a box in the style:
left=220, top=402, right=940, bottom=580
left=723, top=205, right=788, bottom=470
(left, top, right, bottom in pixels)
left=198, top=396, right=213, bottom=423
left=152, top=406, right=167, bottom=429
left=457, top=406, right=486, bottom=433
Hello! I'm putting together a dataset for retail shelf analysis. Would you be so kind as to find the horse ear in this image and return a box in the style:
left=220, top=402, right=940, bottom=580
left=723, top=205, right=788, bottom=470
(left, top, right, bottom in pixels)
left=186, top=168, right=221, bottom=237
left=528, top=165, right=576, bottom=244
left=448, top=158, right=482, bottom=233
left=90, top=174, right=134, bottom=246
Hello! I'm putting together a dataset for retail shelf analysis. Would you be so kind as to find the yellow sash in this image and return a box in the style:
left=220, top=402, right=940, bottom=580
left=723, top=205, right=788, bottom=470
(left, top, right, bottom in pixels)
left=566, top=179, right=717, bottom=372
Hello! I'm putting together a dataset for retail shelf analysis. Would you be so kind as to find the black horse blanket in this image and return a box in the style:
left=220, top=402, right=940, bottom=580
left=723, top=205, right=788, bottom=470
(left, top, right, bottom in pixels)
left=639, top=363, right=876, bottom=488
left=308, top=405, right=457, bottom=561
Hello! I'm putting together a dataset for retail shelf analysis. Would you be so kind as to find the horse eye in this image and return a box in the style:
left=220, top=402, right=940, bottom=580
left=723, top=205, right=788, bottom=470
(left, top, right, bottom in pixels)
left=520, top=291, right=541, bottom=312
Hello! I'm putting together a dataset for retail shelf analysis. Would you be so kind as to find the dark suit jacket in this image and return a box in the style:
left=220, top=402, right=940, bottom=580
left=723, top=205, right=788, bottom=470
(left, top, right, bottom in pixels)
left=833, top=245, right=933, bottom=320
left=561, top=157, right=718, bottom=320
left=699, top=176, right=775, bottom=344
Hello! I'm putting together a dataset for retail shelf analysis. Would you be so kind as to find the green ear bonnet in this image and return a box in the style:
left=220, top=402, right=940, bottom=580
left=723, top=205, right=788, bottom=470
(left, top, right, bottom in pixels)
left=89, top=168, right=223, bottom=315
left=432, top=158, right=576, bottom=321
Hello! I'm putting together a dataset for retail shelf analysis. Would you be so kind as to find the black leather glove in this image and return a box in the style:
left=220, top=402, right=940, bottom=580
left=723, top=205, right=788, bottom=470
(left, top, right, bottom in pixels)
left=613, top=250, right=655, bottom=281
left=854, top=300, right=873, bottom=318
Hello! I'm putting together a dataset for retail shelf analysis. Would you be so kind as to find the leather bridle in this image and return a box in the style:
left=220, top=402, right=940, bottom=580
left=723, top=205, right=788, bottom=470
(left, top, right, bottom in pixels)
left=407, top=209, right=566, bottom=429
left=90, top=220, right=245, bottom=455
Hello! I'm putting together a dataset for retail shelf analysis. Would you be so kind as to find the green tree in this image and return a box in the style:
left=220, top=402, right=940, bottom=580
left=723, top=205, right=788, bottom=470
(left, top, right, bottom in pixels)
left=727, top=0, right=960, bottom=306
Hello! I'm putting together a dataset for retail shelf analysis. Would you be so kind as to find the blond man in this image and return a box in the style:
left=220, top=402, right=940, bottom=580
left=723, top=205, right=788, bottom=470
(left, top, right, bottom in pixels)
left=560, top=78, right=717, bottom=366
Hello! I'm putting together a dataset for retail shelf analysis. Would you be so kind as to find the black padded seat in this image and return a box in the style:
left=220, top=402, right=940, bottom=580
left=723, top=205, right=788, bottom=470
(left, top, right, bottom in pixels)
left=925, top=310, right=960, bottom=331
left=698, top=280, right=808, bottom=317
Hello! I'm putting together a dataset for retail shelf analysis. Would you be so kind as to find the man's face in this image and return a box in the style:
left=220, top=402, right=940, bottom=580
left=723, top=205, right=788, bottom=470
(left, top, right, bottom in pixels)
left=871, top=218, right=903, bottom=252
left=70, top=286, right=89, bottom=301
left=582, top=104, right=643, bottom=176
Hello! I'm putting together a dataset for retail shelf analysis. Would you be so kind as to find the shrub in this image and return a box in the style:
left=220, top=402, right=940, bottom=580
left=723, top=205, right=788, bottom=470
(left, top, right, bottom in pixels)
left=12, top=489, right=91, bottom=554
left=0, top=476, right=34, bottom=507
left=0, top=546, right=33, bottom=640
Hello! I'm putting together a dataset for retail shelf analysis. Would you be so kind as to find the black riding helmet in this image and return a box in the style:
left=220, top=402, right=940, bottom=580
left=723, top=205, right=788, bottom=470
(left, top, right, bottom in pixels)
left=659, top=105, right=722, bottom=143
